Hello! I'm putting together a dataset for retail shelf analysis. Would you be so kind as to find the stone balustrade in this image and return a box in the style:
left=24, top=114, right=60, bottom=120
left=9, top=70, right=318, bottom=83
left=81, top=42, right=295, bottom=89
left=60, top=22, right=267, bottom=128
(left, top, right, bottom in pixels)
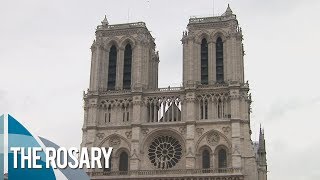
left=189, top=14, right=237, bottom=24
left=83, top=81, right=248, bottom=97
left=89, top=168, right=243, bottom=178
left=97, top=22, right=146, bottom=30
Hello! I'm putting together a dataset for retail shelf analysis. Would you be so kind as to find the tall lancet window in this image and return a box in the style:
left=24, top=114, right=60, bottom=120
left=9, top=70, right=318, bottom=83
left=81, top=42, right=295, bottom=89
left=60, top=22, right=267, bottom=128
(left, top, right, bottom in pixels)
left=202, top=149, right=210, bottom=169
left=107, top=45, right=117, bottom=90
left=123, top=44, right=132, bottom=89
left=119, top=152, right=129, bottom=172
left=216, top=37, right=224, bottom=82
left=218, top=149, right=227, bottom=168
left=201, top=38, right=208, bottom=85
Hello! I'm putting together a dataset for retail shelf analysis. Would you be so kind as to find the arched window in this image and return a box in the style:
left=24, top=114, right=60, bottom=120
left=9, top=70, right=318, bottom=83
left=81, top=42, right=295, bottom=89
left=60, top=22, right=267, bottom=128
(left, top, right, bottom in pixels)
left=122, top=104, right=130, bottom=122
left=217, top=99, right=222, bottom=119
left=123, top=44, right=132, bottom=89
left=218, top=149, right=227, bottom=168
left=200, top=99, right=208, bottom=120
left=202, top=149, right=210, bottom=169
left=119, top=152, right=128, bottom=171
left=216, top=37, right=224, bottom=82
left=107, top=45, right=117, bottom=90
left=108, top=105, right=111, bottom=123
left=201, top=38, right=208, bottom=85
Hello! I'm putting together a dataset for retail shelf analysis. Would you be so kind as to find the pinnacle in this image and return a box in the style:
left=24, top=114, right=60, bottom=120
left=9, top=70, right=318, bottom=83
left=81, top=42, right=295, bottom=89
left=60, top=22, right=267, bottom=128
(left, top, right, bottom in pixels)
left=224, top=4, right=233, bottom=16
left=101, top=15, right=109, bottom=26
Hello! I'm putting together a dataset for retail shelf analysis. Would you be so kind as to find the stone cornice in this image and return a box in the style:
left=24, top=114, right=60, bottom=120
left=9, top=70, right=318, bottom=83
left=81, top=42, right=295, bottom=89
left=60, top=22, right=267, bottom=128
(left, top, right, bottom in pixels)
left=195, top=119, right=230, bottom=126
left=141, top=121, right=186, bottom=128
left=96, top=27, right=154, bottom=41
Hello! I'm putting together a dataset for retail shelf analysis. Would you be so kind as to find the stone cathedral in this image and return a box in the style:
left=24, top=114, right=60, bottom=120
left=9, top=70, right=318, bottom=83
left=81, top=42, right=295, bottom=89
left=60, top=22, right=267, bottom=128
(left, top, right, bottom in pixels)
left=81, top=5, right=267, bottom=180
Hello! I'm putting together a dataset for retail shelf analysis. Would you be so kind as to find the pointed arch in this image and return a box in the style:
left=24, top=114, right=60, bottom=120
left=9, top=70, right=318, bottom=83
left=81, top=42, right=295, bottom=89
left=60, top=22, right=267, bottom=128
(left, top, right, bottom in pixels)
left=119, top=36, right=136, bottom=49
left=195, top=130, right=232, bottom=153
left=105, top=38, right=120, bottom=50
left=98, top=134, right=131, bottom=150
left=195, top=30, right=211, bottom=44
left=210, top=30, right=227, bottom=42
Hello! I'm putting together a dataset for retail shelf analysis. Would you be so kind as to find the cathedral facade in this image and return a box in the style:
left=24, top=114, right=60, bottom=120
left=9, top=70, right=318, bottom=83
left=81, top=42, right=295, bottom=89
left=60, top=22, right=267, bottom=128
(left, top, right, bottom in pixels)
left=81, top=5, right=267, bottom=180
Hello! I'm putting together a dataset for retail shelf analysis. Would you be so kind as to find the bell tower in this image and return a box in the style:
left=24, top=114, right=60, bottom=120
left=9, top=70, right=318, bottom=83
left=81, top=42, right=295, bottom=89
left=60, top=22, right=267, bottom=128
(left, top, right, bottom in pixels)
left=182, top=4, right=244, bottom=87
left=82, top=17, right=159, bottom=173
left=89, top=16, right=159, bottom=92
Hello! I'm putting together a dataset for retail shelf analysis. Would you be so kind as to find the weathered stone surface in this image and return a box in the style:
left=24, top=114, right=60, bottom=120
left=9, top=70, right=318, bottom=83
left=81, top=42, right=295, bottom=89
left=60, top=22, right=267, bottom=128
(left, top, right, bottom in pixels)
left=81, top=5, right=267, bottom=180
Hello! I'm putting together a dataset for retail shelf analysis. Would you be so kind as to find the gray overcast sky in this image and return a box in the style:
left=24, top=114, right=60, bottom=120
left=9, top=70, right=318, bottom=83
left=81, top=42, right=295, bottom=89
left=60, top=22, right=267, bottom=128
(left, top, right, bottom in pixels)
left=1, top=0, right=320, bottom=179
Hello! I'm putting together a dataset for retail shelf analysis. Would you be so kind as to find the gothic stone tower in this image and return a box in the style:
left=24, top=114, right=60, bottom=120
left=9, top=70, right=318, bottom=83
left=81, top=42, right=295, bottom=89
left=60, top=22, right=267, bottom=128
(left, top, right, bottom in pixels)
left=82, top=5, right=267, bottom=180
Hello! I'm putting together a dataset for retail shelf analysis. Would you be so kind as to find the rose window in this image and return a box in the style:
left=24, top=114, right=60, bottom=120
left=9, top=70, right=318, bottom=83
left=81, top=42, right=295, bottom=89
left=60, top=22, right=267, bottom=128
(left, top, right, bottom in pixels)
left=148, top=135, right=182, bottom=169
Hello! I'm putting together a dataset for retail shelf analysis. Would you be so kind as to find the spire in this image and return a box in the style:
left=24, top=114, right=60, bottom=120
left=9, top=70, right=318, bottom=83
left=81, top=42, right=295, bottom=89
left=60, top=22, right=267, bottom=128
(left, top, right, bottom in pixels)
left=223, top=4, right=233, bottom=16
left=101, top=15, right=109, bottom=26
left=257, top=125, right=267, bottom=171
left=258, top=125, right=265, bottom=151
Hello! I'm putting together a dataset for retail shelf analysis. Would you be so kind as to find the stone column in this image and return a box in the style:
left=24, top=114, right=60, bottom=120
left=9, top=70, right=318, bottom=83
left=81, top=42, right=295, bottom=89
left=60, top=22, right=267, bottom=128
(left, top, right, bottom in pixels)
left=85, top=98, right=99, bottom=173
left=155, top=59, right=159, bottom=88
left=211, top=99, right=216, bottom=119
left=182, top=40, right=187, bottom=85
left=188, top=40, right=195, bottom=84
left=225, top=37, right=231, bottom=82
left=89, top=45, right=97, bottom=90
left=231, top=37, right=238, bottom=82
left=130, top=95, right=143, bottom=170
left=149, top=103, right=152, bottom=122
left=240, top=42, right=245, bottom=83
left=98, top=47, right=105, bottom=90
left=182, top=39, right=191, bottom=86
left=103, top=49, right=109, bottom=90
left=148, top=54, right=153, bottom=88
left=195, top=43, right=201, bottom=83
left=133, top=44, right=142, bottom=89
left=81, top=103, right=89, bottom=149
left=235, top=38, right=244, bottom=83
left=116, top=48, right=124, bottom=90
left=230, top=88, right=241, bottom=168
left=162, top=101, right=166, bottom=122
left=185, top=92, right=196, bottom=169
left=148, top=50, right=153, bottom=89
left=207, top=99, right=212, bottom=119
left=208, top=40, right=216, bottom=84
left=142, top=44, right=149, bottom=88
left=97, top=46, right=104, bottom=90
left=89, top=44, right=102, bottom=91
left=153, top=104, right=158, bottom=122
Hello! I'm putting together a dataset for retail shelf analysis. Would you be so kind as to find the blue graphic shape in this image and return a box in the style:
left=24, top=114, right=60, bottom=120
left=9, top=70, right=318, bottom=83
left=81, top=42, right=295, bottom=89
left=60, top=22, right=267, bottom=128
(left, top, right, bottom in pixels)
left=0, top=115, right=3, bottom=180
left=39, top=137, right=90, bottom=180
left=8, top=115, right=56, bottom=180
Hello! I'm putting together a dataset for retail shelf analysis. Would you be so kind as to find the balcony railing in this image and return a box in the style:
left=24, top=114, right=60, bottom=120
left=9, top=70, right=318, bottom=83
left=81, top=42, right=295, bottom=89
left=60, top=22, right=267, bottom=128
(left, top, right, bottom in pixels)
left=89, top=168, right=242, bottom=177
left=189, top=14, right=236, bottom=24
left=97, top=22, right=146, bottom=30
left=83, top=81, right=249, bottom=99
left=145, top=86, right=183, bottom=92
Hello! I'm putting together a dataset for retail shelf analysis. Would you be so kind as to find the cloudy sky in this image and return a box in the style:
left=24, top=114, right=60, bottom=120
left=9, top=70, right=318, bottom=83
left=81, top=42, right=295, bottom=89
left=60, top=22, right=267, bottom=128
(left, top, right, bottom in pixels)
left=1, top=0, right=320, bottom=179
